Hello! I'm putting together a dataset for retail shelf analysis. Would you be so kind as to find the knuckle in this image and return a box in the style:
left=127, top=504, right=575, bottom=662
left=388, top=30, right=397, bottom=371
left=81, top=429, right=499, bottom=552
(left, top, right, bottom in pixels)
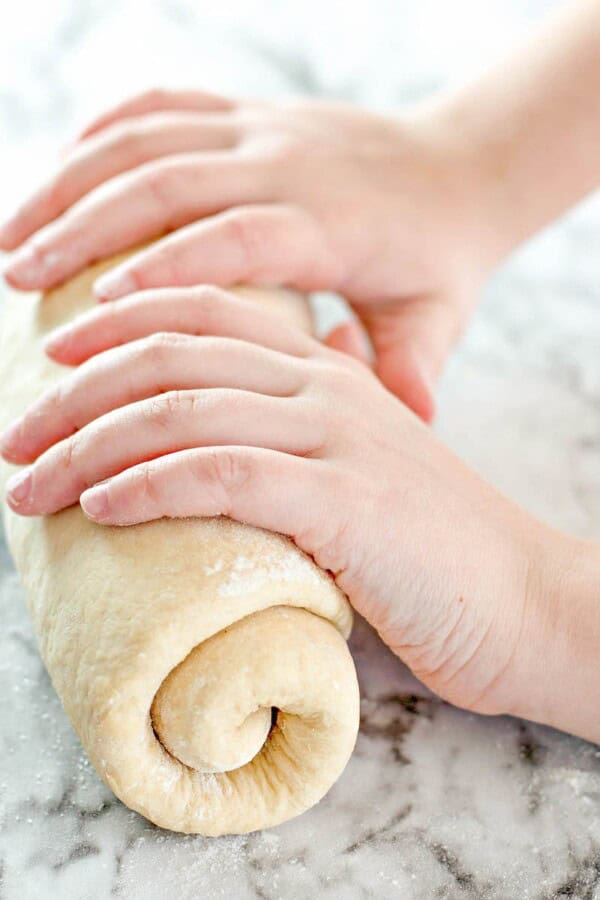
left=312, top=508, right=354, bottom=573
left=140, top=331, right=187, bottom=363
left=114, top=460, right=161, bottom=512
left=143, top=161, right=170, bottom=204
left=58, top=432, right=82, bottom=482
left=41, top=381, right=67, bottom=417
left=110, top=125, right=144, bottom=159
left=315, top=360, right=354, bottom=395
left=191, top=284, right=229, bottom=308
left=144, top=389, right=186, bottom=426
left=209, top=448, right=253, bottom=498
left=133, top=331, right=189, bottom=374
left=144, top=388, right=200, bottom=428
left=306, top=398, right=340, bottom=448
left=198, top=336, right=234, bottom=362
left=188, top=285, right=237, bottom=329
left=299, top=364, right=357, bottom=439
left=37, top=380, right=77, bottom=433
left=294, top=468, right=350, bottom=567
left=270, top=136, right=303, bottom=167
left=290, top=395, right=330, bottom=451
left=96, top=292, right=126, bottom=330
left=142, top=87, right=170, bottom=105
left=223, top=209, right=273, bottom=276
left=185, top=449, right=238, bottom=517
left=184, top=385, right=241, bottom=419
left=44, top=176, right=68, bottom=214
left=135, top=462, right=161, bottom=507
left=141, top=159, right=184, bottom=219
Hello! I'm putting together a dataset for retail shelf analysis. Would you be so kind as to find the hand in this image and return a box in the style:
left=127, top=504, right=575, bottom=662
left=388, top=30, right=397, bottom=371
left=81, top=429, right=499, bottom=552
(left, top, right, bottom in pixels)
left=0, top=286, right=562, bottom=724
left=0, top=89, right=490, bottom=420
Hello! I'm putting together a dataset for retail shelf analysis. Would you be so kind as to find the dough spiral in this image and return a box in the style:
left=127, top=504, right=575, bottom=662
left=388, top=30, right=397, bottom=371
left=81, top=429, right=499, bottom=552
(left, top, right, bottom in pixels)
left=0, top=253, right=360, bottom=835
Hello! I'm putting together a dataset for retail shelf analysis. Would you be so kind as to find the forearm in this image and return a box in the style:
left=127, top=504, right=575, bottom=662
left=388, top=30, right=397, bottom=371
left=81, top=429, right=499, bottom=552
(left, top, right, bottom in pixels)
left=429, top=0, right=600, bottom=271
left=515, top=532, right=600, bottom=743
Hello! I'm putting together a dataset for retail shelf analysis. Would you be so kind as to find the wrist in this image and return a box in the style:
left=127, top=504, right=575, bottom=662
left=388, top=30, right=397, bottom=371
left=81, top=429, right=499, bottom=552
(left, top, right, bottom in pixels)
left=413, top=94, right=522, bottom=277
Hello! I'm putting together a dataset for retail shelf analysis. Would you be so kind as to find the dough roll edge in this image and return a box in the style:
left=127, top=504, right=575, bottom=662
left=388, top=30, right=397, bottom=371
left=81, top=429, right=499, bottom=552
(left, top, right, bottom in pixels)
left=0, top=253, right=360, bottom=835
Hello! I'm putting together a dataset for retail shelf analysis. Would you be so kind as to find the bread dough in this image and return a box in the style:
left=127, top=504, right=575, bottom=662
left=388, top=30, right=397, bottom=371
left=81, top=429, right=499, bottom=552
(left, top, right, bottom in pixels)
left=0, top=253, right=359, bottom=836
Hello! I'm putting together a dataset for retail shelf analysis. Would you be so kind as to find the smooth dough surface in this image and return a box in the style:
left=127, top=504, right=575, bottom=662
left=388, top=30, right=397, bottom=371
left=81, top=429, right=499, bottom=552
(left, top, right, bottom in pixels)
left=0, top=253, right=360, bottom=836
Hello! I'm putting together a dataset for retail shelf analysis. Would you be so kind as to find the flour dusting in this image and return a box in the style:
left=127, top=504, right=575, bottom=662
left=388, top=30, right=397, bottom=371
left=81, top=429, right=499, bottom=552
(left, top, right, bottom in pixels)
left=218, top=551, right=325, bottom=598
left=203, top=559, right=224, bottom=576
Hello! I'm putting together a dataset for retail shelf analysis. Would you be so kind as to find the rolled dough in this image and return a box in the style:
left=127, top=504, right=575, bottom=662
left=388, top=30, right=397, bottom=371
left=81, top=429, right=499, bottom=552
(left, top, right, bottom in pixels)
left=0, top=253, right=359, bottom=836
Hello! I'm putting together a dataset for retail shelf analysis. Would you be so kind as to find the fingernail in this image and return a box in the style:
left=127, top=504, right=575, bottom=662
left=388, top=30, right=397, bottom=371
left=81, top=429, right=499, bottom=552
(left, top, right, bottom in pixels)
left=94, top=268, right=137, bottom=301
left=81, top=486, right=109, bottom=520
left=4, top=246, right=57, bottom=287
left=6, top=470, right=32, bottom=505
left=0, top=421, right=22, bottom=458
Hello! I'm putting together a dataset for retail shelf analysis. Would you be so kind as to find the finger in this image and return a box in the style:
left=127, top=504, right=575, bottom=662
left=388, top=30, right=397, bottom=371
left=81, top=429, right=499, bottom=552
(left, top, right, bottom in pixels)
left=43, top=286, right=313, bottom=366
left=323, top=319, right=373, bottom=366
left=93, top=204, right=341, bottom=301
left=75, top=88, right=235, bottom=142
left=362, top=294, right=465, bottom=423
left=80, top=447, right=337, bottom=541
left=5, top=390, right=321, bottom=517
left=3, top=152, right=268, bottom=291
left=0, top=113, right=239, bottom=251
left=1, top=333, right=307, bottom=464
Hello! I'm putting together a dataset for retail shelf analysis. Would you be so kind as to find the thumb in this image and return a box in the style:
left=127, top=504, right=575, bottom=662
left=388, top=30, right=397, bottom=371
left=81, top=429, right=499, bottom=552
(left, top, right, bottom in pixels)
left=363, top=295, right=466, bottom=423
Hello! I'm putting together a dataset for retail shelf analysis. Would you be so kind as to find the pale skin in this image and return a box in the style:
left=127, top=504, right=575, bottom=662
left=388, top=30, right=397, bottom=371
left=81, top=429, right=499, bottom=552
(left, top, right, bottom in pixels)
left=1, top=0, right=600, bottom=742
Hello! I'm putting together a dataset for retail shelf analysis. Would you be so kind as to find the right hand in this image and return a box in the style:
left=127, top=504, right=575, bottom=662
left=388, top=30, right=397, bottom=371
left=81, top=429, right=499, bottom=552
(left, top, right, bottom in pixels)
left=0, top=286, right=565, bottom=725
left=0, top=89, right=494, bottom=420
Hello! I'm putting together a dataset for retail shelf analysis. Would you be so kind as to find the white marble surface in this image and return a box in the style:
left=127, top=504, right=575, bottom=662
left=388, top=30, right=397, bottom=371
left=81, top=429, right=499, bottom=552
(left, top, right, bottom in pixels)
left=1, top=2, right=600, bottom=898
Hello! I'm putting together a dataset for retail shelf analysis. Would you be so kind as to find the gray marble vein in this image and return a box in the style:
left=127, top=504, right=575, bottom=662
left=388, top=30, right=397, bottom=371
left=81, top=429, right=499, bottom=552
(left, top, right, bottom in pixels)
left=1, top=1, right=600, bottom=897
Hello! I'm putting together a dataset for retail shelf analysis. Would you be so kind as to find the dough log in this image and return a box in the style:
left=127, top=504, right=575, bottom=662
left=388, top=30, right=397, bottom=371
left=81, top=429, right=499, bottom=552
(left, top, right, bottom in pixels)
left=0, top=254, right=360, bottom=836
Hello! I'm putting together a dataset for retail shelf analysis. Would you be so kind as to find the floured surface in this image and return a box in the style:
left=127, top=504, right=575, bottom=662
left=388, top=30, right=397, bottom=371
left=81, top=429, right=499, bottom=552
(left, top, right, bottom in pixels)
left=2, top=0, right=600, bottom=897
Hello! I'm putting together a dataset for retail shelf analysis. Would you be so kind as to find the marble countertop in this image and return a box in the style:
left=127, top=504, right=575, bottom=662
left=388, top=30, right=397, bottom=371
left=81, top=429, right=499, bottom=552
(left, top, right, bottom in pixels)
left=1, top=1, right=600, bottom=897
